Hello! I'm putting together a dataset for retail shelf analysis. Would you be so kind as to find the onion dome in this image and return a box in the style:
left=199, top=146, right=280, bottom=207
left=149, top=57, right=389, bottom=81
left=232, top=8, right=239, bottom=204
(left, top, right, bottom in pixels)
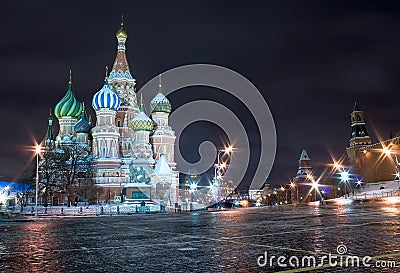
left=150, top=75, right=171, bottom=113
left=116, top=16, right=128, bottom=39
left=131, top=111, right=154, bottom=131
left=54, top=71, right=83, bottom=119
left=131, top=96, right=153, bottom=131
left=74, top=104, right=91, bottom=134
left=92, top=67, right=121, bottom=111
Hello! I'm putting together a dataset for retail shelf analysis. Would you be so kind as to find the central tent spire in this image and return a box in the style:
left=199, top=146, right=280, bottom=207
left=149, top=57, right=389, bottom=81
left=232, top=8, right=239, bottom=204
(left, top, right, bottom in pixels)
left=108, top=16, right=137, bottom=107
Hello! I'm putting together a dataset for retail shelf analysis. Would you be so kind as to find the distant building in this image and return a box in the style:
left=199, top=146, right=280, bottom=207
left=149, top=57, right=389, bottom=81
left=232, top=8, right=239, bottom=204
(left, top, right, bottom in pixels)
left=292, top=149, right=313, bottom=202
left=346, top=103, right=400, bottom=183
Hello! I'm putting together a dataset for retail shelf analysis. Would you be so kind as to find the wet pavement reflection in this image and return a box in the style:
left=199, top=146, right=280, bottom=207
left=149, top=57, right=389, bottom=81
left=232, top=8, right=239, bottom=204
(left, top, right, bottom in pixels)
left=1, top=203, right=399, bottom=272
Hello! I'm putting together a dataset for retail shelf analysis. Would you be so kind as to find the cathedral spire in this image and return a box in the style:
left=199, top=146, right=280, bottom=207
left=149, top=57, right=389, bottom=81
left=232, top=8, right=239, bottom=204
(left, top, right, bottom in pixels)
left=158, top=74, right=162, bottom=93
left=104, top=66, right=109, bottom=82
left=45, top=108, right=55, bottom=147
left=108, top=17, right=137, bottom=107
left=68, top=69, right=72, bottom=88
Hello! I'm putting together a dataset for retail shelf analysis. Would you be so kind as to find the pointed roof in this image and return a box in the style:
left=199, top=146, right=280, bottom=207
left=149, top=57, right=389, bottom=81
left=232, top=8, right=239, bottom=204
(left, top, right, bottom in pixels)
left=353, top=101, right=360, bottom=112
left=45, top=109, right=55, bottom=145
left=108, top=18, right=137, bottom=106
left=299, top=149, right=310, bottom=161
left=154, top=154, right=173, bottom=175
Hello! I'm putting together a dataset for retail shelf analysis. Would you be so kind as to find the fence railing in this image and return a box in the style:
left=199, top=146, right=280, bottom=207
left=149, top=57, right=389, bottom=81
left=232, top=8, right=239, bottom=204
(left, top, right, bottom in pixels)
left=0, top=204, right=164, bottom=216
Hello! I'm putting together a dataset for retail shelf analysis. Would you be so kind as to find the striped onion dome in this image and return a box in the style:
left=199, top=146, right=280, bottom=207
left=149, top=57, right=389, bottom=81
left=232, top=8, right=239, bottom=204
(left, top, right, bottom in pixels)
left=150, top=92, right=171, bottom=114
left=150, top=76, right=171, bottom=114
left=131, top=110, right=154, bottom=131
left=54, top=73, right=83, bottom=119
left=92, top=80, right=121, bottom=111
left=74, top=111, right=91, bottom=134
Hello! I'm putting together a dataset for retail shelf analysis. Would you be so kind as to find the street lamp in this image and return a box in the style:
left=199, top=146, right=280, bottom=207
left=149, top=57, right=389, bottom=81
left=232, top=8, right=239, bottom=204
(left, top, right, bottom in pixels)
left=212, top=145, right=233, bottom=204
left=290, top=181, right=298, bottom=203
left=34, top=144, right=42, bottom=218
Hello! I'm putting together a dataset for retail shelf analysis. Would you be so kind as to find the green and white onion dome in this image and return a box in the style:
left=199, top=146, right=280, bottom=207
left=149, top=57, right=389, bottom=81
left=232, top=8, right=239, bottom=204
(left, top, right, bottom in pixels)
left=74, top=112, right=91, bottom=134
left=54, top=84, right=83, bottom=119
left=150, top=92, right=171, bottom=114
left=131, top=111, right=154, bottom=131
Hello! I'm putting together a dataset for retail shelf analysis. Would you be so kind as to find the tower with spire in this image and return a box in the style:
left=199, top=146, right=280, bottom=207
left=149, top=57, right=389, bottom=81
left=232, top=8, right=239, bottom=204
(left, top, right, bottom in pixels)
left=349, top=102, right=371, bottom=147
left=292, top=149, right=313, bottom=203
left=43, top=19, right=179, bottom=206
left=131, top=96, right=155, bottom=166
left=149, top=75, right=177, bottom=169
left=108, top=16, right=139, bottom=160
left=45, top=109, right=55, bottom=149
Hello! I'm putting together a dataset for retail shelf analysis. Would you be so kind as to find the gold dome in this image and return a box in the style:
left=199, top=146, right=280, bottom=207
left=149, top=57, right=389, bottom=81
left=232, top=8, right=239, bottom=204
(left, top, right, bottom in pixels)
left=116, top=22, right=128, bottom=39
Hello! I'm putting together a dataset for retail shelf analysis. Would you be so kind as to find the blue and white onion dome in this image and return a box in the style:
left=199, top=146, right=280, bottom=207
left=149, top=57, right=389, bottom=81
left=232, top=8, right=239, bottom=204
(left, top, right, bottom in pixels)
left=92, top=69, right=121, bottom=111
left=131, top=111, right=154, bottom=131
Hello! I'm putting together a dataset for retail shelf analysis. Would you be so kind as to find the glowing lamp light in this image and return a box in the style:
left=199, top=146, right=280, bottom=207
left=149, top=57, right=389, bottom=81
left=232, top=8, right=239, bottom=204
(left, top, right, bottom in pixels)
left=395, top=172, right=400, bottom=179
left=189, top=182, right=198, bottom=194
left=333, top=162, right=342, bottom=171
left=280, top=186, right=285, bottom=191
left=340, top=170, right=350, bottom=182
left=383, top=147, right=391, bottom=156
left=356, top=179, right=363, bottom=187
left=224, top=145, right=233, bottom=154
left=311, top=180, right=319, bottom=190
left=35, top=144, right=42, bottom=155
left=290, top=182, right=296, bottom=188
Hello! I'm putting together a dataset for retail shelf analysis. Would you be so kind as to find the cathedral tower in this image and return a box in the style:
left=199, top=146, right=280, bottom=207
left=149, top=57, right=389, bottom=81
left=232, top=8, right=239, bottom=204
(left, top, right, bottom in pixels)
left=149, top=76, right=177, bottom=169
left=91, top=69, right=121, bottom=175
left=108, top=18, right=139, bottom=159
left=45, top=110, right=55, bottom=149
left=131, top=98, right=155, bottom=166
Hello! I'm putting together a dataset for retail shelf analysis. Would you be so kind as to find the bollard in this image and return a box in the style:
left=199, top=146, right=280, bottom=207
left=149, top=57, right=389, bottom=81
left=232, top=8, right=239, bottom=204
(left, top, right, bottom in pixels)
left=117, top=206, right=120, bottom=215
left=100, top=206, right=104, bottom=215
left=79, top=207, right=83, bottom=214
left=61, top=207, right=64, bottom=215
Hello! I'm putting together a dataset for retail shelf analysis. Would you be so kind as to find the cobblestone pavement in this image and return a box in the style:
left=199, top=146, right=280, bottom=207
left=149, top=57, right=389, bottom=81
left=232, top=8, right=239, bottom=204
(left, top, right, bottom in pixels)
left=1, top=203, right=400, bottom=273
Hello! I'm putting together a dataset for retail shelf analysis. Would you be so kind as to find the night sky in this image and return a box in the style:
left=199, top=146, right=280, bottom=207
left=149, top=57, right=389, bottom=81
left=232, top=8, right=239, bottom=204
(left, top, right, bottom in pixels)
left=1, top=1, right=400, bottom=188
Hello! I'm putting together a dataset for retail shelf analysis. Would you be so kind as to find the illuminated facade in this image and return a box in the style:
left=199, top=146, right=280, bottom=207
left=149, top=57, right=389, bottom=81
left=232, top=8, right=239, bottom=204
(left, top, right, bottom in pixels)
left=346, top=103, right=399, bottom=183
left=49, top=20, right=179, bottom=206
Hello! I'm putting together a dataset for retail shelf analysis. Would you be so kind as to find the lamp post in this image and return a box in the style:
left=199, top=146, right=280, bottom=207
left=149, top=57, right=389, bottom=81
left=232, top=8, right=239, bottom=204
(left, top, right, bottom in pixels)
left=34, top=144, right=42, bottom=218
left=290, top=181, right=298, bottom=203
left=212, top=145, right=233, bottom=204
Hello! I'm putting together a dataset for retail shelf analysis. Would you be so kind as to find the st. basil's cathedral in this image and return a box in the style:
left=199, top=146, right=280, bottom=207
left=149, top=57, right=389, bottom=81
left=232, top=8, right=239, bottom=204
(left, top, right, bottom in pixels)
left=45, top=20, right=179, bottom=206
